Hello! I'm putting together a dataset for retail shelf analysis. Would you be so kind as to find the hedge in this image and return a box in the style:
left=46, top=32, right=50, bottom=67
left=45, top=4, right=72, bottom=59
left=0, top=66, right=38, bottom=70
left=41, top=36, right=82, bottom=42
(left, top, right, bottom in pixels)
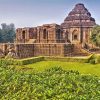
left=0, top=56, right=44, bottom=65
left=44, top=55, right=92, bottom=63
left=1, top=54, right=99, bottom=65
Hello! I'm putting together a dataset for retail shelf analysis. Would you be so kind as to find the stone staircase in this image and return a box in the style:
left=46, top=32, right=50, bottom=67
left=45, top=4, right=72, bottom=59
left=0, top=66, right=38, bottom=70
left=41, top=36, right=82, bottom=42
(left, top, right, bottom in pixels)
left=27, top=39, right=36, bottom=43
left=74, top=45, right=90, bottom=56
left=66, top=44, right=91, bottom=57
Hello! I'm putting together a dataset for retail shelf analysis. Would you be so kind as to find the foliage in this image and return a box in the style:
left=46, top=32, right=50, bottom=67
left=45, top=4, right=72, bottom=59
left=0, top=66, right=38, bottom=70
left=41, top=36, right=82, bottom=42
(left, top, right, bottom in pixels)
left=0, top=64, right=100, bottom=100
left=89, top=58, right=97, bottom=64
left=44, top=55, right=92, bottom=63
left=90, top=25, right=100, bottom=47
left=0, top=56, right=44, bottom=65
left=89, top=54, right=100, bottom=64
left=0, top=23, right=15, bottom=43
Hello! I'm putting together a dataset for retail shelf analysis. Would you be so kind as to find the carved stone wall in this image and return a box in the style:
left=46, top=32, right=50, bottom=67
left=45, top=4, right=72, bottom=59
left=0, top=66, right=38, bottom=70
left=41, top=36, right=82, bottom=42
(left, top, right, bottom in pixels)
left=34, top=43, right=64, bottom=57
left=0, top=43, right=74, bottom=58
left=16, top=24, right=65, bottom=44
left=15, top=44, right=34, bottom=58
left=15, top=43, right=74, bottom=58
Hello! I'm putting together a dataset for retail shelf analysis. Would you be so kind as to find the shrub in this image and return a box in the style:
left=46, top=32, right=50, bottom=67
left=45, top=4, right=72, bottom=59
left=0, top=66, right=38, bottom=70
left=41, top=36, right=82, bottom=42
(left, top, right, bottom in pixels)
left=95, top=54, right=100, bottom=63
left=0, top=67, right=100, bottom=100
left=0, top=58, right=14, bottom=69
left=88, top=54, right=100, bottom=64
left=89, top=59, right=97, bottom=64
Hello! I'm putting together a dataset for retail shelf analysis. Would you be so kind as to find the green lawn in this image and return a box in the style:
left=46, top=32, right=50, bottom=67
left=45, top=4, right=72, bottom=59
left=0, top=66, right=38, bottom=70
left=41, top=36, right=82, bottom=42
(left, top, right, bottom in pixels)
left=15, top=61, right=100, bottom=76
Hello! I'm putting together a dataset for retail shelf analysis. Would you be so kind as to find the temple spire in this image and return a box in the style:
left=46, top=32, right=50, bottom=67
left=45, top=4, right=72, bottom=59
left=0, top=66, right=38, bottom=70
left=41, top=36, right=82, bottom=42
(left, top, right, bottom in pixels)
left=61, top=3, right=96, bottom=28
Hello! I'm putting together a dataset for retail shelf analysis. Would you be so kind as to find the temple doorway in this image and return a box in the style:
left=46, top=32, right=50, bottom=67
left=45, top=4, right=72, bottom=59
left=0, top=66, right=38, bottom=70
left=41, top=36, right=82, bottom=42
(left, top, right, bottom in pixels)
left=72, top=30, right=79, bottom=43
left=22, top=31, right=25, bottom=39
left=73, top=34, right=78, bottom=40
left=22, top=31, right=25, bottom=43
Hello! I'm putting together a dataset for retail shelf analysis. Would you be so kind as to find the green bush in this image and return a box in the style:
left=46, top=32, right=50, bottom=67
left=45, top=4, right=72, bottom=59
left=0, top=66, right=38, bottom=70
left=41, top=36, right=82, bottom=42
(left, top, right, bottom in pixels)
left=0, top=66, right=100, bottom=100
left=89, top=59, right=97, bottom=64
left=88, top=54, right=100, bottom=64
left=96, top=54, right=100, bottom=63
left=0, top=58, right=14, bottom=66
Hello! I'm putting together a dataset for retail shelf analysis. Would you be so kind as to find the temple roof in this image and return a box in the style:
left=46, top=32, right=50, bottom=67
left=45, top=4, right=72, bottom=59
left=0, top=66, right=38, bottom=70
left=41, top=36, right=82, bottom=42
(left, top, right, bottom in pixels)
left=61, top=3, right=96, bottom=28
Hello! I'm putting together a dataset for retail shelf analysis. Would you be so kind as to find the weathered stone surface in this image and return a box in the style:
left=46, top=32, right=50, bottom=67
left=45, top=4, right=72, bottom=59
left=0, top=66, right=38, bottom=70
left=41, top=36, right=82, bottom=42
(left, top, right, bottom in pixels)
left=0, top=43, right=74, bottom=58
left=16, top=24, right=65, bottom=44
left=61, top=3, right=96, bottom=28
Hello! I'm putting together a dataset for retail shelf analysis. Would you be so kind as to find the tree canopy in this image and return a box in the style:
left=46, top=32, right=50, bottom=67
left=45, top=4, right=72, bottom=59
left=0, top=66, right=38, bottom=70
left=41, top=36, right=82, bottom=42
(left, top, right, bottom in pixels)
left=0, top=23, right=15, bottom=43
left=90, top=25, right=100, bottom=47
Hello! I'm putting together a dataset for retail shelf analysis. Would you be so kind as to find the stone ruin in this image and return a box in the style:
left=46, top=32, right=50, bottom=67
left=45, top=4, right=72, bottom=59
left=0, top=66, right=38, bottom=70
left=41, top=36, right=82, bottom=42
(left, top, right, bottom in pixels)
left=0, top=3, right=96, bottom=58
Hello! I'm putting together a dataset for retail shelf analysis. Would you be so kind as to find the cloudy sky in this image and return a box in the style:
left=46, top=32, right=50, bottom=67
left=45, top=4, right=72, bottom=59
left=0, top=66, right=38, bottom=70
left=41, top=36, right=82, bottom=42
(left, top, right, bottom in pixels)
left=0, top=0, right=100, bottom=28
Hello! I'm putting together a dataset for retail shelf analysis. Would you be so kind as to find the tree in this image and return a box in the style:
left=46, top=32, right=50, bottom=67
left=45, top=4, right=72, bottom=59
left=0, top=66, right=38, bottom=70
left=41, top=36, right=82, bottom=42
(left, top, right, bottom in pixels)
left=1, top=23, right=7, bottom=30
left=0, top=23, right=15, bottom=43
left=90, top=25, right=100, bottom=47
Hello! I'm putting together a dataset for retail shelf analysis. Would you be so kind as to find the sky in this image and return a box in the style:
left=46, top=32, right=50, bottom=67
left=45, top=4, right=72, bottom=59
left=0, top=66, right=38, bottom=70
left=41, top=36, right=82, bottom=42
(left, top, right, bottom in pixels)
left=0, top=0, right=100, bottom=28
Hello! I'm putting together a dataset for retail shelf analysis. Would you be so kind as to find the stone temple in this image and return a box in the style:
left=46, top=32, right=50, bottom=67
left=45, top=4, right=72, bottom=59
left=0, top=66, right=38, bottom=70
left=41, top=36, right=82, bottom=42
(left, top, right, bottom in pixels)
left=61, top=3, right=96, bottom=44
left=0, top=3, right=96, bottom=58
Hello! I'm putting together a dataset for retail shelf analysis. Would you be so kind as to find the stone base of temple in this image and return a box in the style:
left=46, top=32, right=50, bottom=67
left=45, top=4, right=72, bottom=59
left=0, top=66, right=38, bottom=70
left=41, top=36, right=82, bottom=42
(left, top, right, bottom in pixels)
left=0, top=43, right=91, bottom=59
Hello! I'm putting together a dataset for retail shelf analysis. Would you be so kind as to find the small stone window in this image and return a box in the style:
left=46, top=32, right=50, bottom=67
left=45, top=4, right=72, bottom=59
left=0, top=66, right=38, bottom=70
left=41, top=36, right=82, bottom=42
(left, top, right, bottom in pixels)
left=22, top=31, right=25, bottom=39
left=56, top=29, right=61, bottom=40
left=72, top=30, right=79, bottom=41
left=43, top=29, right=48, bottom=39
left=74, top=35, right=78, bottom=40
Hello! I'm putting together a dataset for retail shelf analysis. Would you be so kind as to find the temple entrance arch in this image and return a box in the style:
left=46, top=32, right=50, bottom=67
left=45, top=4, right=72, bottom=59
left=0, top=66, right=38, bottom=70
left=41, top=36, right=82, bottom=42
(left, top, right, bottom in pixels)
left=72, top=30, right=79, bottom=43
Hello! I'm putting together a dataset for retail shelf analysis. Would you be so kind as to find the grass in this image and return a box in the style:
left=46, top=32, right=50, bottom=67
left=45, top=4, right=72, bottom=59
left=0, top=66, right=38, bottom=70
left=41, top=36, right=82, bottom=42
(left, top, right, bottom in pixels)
left=15, top=61, right=100, bottom=77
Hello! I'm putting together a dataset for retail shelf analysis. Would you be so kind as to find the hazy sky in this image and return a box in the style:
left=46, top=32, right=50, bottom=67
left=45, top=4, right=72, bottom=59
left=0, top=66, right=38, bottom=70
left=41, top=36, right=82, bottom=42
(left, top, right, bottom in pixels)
left=0, top=0, right=100, bottom=28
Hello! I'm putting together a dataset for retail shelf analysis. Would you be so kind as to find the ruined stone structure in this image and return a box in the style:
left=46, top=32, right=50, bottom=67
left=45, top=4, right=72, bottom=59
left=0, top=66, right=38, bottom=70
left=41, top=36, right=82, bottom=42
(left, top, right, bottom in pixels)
left=16, top=24, right=65, bottom=43
left=0, top=3, right=96, bottom=58
left=61, top=3, right=96, bottom=44
left=16, top=3, right=95, bottom=45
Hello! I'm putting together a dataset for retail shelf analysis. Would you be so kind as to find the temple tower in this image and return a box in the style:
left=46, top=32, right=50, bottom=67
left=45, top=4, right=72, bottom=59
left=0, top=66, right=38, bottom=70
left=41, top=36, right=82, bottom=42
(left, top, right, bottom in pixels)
left=61, top=3, right=96, bottom=44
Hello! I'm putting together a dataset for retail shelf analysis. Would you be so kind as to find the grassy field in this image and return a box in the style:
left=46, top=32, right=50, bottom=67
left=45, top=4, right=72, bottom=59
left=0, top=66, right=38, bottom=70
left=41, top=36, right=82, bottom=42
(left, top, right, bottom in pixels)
left=15, top=61, right=100, bottom=76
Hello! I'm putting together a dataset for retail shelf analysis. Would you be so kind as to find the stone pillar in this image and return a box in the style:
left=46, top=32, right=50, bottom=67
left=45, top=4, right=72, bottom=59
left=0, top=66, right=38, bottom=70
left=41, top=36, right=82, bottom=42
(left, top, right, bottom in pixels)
left=70, top=32, right=72, bottom=42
